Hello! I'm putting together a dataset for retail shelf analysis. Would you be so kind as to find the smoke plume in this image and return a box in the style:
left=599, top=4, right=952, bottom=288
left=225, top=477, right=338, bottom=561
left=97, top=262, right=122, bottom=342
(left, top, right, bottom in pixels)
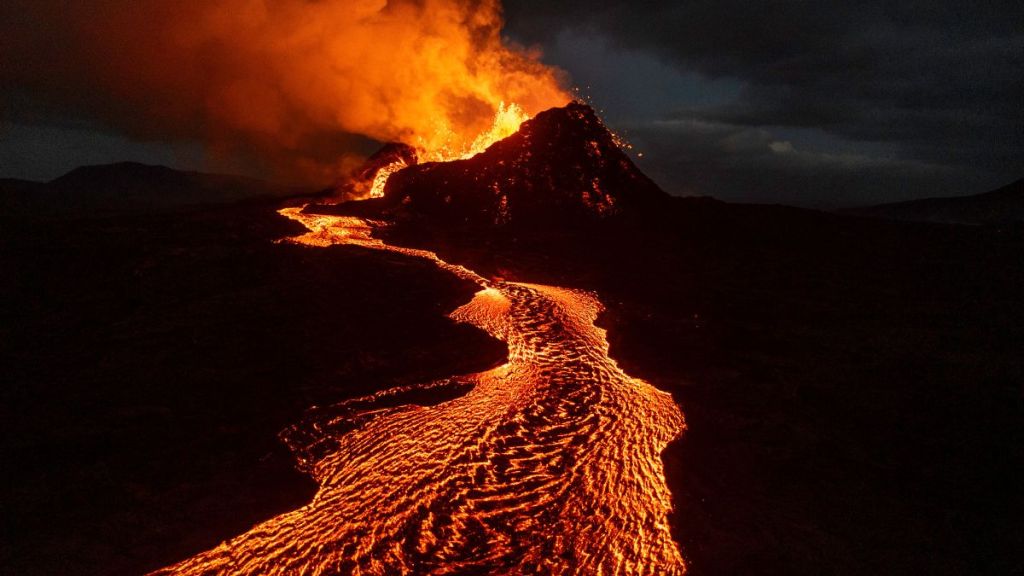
left=1, top=0, right=569, bottom=183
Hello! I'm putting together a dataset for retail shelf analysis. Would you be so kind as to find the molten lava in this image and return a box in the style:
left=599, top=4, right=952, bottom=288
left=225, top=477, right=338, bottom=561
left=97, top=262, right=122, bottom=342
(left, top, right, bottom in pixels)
left=368, top=102, right=532, bottom=199
left=447, top=102, right=532, bottom=162
left=368, top=159, right=408, bottom=199
left=150, top=208, right=686, bottom=575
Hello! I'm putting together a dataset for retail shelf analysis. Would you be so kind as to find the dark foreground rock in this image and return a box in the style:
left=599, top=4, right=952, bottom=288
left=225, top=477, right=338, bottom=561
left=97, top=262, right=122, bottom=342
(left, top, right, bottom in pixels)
left=0, top=196, right=505, bottom=575
left=5, top=110, right=1022, bottom=575
left=307, top=101, right=1023, bottom=574
left=373, top=197, right=1024, bottom=575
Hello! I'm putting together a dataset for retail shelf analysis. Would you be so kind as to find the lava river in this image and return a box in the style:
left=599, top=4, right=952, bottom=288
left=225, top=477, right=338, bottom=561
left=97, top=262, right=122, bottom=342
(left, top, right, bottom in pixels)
left=152, top=208, right=686, bottom=575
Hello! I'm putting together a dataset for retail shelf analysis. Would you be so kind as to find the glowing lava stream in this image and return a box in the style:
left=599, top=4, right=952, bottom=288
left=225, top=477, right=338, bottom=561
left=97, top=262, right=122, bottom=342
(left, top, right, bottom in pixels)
left=152, top=207, right=686, bottom=575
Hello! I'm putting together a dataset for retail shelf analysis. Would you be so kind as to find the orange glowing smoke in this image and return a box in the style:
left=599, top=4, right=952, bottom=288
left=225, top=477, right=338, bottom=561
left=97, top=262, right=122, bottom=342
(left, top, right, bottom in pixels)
left=1, top=0, right=569, bottom=183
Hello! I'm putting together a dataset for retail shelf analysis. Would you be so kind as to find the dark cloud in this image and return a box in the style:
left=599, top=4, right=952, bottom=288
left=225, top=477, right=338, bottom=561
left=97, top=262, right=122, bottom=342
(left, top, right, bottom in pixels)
left=0, top=0, right=567, bottom=185
left=627, top=118, right=986, bottom=208
left=506, top=0, right=1024, bottom=205
left=1, top=1, right=1020, bottom=205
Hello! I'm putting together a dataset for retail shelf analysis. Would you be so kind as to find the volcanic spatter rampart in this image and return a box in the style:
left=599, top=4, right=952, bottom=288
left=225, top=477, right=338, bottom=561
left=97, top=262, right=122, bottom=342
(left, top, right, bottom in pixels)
left=339, top=102, right=668, bottom=227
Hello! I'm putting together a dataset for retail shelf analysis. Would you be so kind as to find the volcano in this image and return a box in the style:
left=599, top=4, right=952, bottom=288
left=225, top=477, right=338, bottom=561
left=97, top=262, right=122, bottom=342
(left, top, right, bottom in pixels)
left=5, top=103, right=1022, bottom=576
left=322, top=102, right=668, bottom=227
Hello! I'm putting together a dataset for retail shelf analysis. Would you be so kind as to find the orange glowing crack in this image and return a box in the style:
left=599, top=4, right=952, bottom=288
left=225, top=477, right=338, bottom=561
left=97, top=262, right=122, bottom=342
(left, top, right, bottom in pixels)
left=151, top=208, right=686, bottom=575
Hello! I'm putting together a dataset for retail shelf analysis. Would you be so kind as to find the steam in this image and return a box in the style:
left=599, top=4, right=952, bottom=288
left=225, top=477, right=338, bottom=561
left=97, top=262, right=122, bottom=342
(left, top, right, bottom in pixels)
left=0, top=0, right=569, bottom=183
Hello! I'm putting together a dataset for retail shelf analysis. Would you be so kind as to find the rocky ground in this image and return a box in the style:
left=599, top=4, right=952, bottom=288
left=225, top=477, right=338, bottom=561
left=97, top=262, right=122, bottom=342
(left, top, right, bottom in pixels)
left=4, top=136, right=1021, bottom=574
left=0, top=195, right=505, bottom=575
left=377, top=198, right=1024, bottom=575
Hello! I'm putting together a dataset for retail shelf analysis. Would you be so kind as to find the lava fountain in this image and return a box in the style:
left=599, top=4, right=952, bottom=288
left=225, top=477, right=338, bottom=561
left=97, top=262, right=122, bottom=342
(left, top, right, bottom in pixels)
left=150, top=207, right=686, bottom=575
left=369, top=102, right=531, bottom=198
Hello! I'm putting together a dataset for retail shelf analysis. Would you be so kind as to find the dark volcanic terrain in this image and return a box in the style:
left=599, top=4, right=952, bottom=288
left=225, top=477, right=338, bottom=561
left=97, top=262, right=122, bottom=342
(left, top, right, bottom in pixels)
left=375, top=199, right=1024, bottom=575
left=3, top=104, right=1023, bottom=575
left=0, top=175, right=505, bottom=575
left=318, top=102, right=1024, bottom=575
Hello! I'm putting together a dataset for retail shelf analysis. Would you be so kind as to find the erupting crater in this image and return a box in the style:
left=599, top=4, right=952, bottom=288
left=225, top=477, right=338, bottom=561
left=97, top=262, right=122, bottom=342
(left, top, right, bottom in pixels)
left=153, top=103, right=686, bottom=575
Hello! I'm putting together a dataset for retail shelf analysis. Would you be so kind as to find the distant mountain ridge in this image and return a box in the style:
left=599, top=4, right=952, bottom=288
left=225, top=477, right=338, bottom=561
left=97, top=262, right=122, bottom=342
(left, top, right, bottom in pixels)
left=1, top=162, right=310, bottom=219
left=849, top=178, right=1024, bottom=225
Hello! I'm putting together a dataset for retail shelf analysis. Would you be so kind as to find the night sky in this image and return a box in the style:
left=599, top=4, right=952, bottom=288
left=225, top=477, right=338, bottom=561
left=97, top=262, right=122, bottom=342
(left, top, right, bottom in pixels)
left=2, top=0, right=1021, bottom=207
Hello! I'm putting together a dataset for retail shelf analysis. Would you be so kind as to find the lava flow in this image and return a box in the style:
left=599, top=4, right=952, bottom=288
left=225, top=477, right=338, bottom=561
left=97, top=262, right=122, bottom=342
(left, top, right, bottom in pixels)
left=152, top=208, right=686, bottom=575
